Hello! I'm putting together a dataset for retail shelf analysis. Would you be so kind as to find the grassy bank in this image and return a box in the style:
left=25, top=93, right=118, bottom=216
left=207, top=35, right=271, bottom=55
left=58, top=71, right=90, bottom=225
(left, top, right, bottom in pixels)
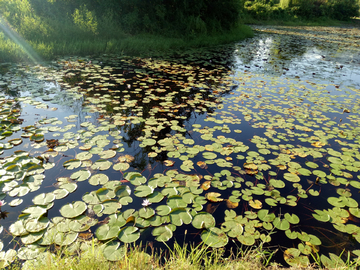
left=0, top=24, right=253, bottom=63
left=5, top=240, right=293, bottom=270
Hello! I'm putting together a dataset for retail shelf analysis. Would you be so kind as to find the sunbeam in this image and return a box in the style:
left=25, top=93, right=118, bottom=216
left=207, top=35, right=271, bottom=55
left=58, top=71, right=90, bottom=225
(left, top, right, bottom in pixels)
left=0, top=14, right=42, bottom=64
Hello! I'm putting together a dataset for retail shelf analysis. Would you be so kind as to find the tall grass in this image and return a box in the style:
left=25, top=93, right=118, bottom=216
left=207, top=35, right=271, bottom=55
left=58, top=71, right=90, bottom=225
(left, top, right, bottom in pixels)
left=10, top=239, right=280, bottom=270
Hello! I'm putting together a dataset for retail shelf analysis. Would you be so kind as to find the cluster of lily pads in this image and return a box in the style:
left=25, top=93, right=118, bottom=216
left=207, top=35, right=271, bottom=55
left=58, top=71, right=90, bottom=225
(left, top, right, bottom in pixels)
left=0, top=26, right=360, bottom=268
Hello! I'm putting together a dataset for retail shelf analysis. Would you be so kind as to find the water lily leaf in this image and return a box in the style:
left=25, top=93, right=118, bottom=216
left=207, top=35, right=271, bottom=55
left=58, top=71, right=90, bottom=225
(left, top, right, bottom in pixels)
left=205, top=192, right=224, bottom=202
left=139, top=207, right=155, bottom=219
left=118, top=226, right=140, bottom=243
left=285, top=229, right=298, bottom=240
left=308, top=189, right=319, bottom=196
left=95, top=224, right=121, bottom=241
left=284, top=248, right=309, bottom=267
left=60, top=201, right=87, bottom=218
left=63, top=159, right=81, bottom=170
left=60, top=183, right=77, bottom=193
left=30, top=133, right=44, bottom=142
left=152, top=225, right=173, bottom=242
left=75, top=152, right=93, bottom=161
left=91, top=160, right=112, bottom=170
left=9, top=198, right=23, bottom=207
left=0, top=249, right=16, bottom=267
left=283, top=173, right=300, bottom=182
left=103, top=241, right=125, bottom=261
left=321, top=253, right=345, bottom=269
left=124, top=172, right=147, bottom=186
left=103, top=201, right=121, bottom=215
left=89, top=174, right=109, bottom=186
left=201, top=227, right=228, bottom=248
left=269, top=179, right=285, bottom=188
left=284, top=213, right=300, bottom=224
left=169, top=208, right=192, bottom=226
left=192, top=212, right=215, bottom=229
left=25, top=217, right=50, bottom=233
left=309, top=234, right=322, bottom=246
left=226, top=199, right=239, bottom=208
left=313, top=170, right=326, bottom=178
left=305, top=161, right=318, bottom=169
left=237, top=233, right=255, bottom=246
left=164, top=160, right=175, bottom=167
left=258, top=209, right=275, bottom=222
left=273, top=217, right=290, bottom=231
left=21, top=231, right=44, bottom=245
left=9, top=220, right=27, bottom=236
left=312, top=210, right=330, bottom=222
left=203, top=152, right=217, bottom=160
left=265, top=198, right=277, bottom=206
left=167, top=196, right=187, bottom=208
left=297, top=168, right=312, bottom=176
left=156, top=205, right=172, bottom=216
left=17, top=245, right=45, bottom=260
left=99, top=150, right=117, bottom=159
left=22, top=206, right=47, bottom=218
left=32, top=193, right=56, bottom=206
left=327, top=197, right=345, bottom=207
left=249, top=199, right=262, bottom=209
left=134, top=185, right=154, bottom=197
left=201, top=181, right=211, bottom=190
left=54, top=232, right=78, bottom=246
left=113, top=163, right=130, bottom=171
left=52, top=188, right=70, bottom=200
left=70, top=170, right=91, bottom=182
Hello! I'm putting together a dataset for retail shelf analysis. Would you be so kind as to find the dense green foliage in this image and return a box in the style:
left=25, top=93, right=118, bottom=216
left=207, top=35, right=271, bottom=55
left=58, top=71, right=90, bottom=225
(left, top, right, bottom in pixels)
left=243, top=0, right=360, bottom=21
left=0, top=0, right=252, bottom=61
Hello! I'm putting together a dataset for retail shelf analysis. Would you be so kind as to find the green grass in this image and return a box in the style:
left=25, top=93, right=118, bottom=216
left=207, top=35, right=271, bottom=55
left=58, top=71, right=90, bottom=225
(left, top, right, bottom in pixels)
left=0, top=24, right=253, bottom=63
left=6, top=239, right=281, bottom=270
left=8, top=239, right=357, bottom=270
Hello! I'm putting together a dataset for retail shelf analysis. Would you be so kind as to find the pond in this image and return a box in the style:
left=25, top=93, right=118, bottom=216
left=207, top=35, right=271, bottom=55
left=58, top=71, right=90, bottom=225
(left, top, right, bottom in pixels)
left=0, top=25, right=360, bottom=268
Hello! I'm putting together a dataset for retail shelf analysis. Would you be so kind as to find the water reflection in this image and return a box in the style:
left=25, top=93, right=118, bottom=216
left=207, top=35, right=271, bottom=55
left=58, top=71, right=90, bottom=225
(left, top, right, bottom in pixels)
left=233, top=25, right=360, bottom=87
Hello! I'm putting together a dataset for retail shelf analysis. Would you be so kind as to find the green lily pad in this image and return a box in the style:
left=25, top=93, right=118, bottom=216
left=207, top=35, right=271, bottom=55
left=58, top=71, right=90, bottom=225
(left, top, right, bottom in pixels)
left=152, top=225, right=173, bottom=242
left=257, top=209, right=275, bottom=222
left=54, top=232, right=78, bottom=246
left=63, top=159, right=81, bottom=170
left=283, top=173, right=300, bottom=183
left=192, top=212, right=216, bottom=229
left=89, top=174, right=109, bottom=186
left=201, top=227, right=228, bottom=248
left=25, top=217, right=50, bottom=233
left=273, top=217, right=290, bottom=231
left=169, top=208, right=192, bottom=226
left=95, top=224, right=121, bottom=241
left=103, top=241, right=125, bottom=261
left=134, top=185, right=154, bottom=197
left=59, top=201, right=87, bottom=218
left=75, top=152, right=93, bottom=161
left=284, top=213, right=300, bottom=224
left=118, top=226, right=140, bottom=243
left=70, top=170, right=91, bottom=182
left=32, top=193, right=56, bottom=206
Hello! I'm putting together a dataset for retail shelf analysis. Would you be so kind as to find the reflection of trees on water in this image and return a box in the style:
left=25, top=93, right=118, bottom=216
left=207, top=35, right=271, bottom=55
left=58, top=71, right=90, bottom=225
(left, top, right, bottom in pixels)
left=75, top=56, right=234, bottom=170
left=234, top=33, right=309, bottom=73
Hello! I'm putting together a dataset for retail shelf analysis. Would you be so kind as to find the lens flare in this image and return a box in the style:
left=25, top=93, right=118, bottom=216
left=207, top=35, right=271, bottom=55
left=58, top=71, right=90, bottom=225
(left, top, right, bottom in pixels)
left=0, top=14, right=42, bottom=64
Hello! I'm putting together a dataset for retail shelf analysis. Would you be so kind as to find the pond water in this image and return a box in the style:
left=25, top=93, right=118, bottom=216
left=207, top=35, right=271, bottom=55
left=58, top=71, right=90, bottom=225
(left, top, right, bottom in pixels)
left=0, top=25, right=360, bottom=268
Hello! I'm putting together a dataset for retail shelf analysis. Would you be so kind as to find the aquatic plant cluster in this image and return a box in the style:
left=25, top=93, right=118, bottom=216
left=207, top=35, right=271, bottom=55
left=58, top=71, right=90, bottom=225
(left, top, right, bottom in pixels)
left=0, top=27, right=360, bottom=268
